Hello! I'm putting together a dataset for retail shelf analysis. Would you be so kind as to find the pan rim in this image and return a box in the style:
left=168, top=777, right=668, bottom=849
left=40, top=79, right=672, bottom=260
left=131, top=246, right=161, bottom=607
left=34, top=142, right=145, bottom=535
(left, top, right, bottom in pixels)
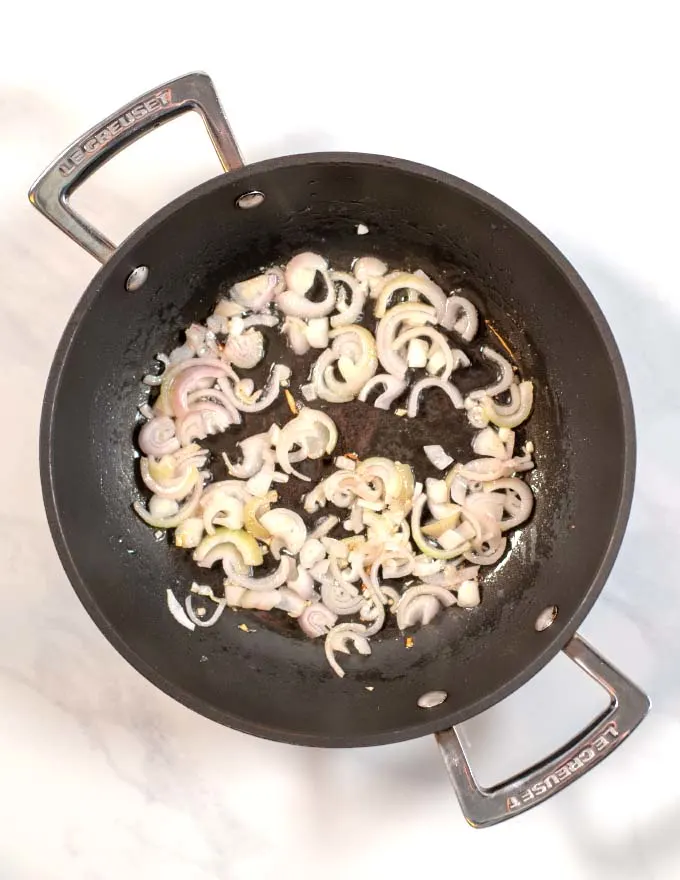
left=39, top=151, right=636, bottom=747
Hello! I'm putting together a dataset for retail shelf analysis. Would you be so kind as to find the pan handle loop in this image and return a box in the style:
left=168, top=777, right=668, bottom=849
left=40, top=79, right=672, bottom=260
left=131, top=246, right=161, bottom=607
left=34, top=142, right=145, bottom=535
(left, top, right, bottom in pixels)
left=436, top=633, right=649, bottom=828
left=28, top=72, right=243, bottom=264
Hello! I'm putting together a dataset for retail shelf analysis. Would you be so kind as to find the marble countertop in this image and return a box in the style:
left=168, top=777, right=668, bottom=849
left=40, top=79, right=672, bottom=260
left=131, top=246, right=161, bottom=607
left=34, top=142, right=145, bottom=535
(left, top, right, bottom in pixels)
left=2, top=4, right=679, bottom=878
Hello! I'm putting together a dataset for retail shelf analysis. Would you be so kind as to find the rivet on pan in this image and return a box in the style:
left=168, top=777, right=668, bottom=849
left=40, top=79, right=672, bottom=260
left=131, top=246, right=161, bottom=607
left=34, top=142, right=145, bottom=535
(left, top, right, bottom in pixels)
left=236, top=191, right=265, bottom=209
left=125, top=265, right=149, bottom=291
left=535, top=605, right=558, bottom=632
left=417, top=690, right=448, bottom=709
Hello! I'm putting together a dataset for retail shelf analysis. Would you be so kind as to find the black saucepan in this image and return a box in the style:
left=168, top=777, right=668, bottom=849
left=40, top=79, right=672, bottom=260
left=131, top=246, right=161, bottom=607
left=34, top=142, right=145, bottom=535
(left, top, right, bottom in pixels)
left=30, top=73, right=649, bottom=827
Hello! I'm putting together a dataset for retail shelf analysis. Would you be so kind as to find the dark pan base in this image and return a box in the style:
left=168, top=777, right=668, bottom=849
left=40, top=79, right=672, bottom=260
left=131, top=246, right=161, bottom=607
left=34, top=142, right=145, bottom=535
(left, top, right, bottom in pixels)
left=41, top=154, right=634, bottom=746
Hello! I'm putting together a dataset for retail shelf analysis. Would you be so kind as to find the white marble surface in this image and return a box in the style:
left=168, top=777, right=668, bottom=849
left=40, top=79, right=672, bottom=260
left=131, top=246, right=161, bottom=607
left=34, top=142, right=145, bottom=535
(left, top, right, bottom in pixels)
left=2, top=4, right=679, bottom=878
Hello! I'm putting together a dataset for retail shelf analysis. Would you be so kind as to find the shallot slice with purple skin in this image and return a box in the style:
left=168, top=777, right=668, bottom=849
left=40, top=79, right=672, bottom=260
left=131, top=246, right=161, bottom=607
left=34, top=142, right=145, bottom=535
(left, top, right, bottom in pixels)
left=440, top=294, right=479, bottom=340
left=277, top=282, right=337, bottom=319
left=285, top=252, right=328, bottom=294
left=407, top=377, right=464, bottom=418
left=138, top=416, right=180, bottom=457
left=134, top=478, right=204, bottom=529
left=184, top=594, right=227, bottom=627
left=458, top=509, right=502, bottom=553
left=152, top=356, right=232, bottom=416
left=395, top=584, right=457, bottom=630
left=392, top=326, right=455, bottom=380
left=259, top=509, right=307, bottom=555
left=231, top=269, right=284, bottom=312
left=485, top=477, right=534, bottom=530
left=483, top=381, right=534, bottom=429
left=312, top=325, right=378, bottom=403
left=358, top=374, right=408, bottom=410
left=223, top=433, right=275, bottom=479
left=330, top=272, right=368, bottom=328
left=454, top=457, right=508, bottom=482
left=139, top=456, right=201, bottom=500
left=167, top=589, right=195, bottom=631
left=464, top=537, right=507, bottom=566
left=468, top=347, right=514, bottom=399
left=187, top=386, right=241, bottom=419
left=224, top=556, right=293, bottom=592
left=324, top=623, right=371, bottom=678
left=357, top=563, right=386, bottom=637
left=374, top=272, right=447, bottom=321
left=176, top=406, right=233, bottom=446
left=400, top=594, right=441, bottom=627
left=278, top=254, right=336, bottom=318
left=353, top=256, right=388, bottom=283
left=170, top=364, right=233, bottom=419
left=217, top=364, right=291, bottom=414
left=298, top=602, right=338, bottom=638
left=275, top=408, right=338, bottom=481
left=375, top=302, right=436, bottom=378
left=200, top=488, right=245, bottom=534
left=222, top=329, right=265, bottom=369
left=320, top=577, right=364, bottom=616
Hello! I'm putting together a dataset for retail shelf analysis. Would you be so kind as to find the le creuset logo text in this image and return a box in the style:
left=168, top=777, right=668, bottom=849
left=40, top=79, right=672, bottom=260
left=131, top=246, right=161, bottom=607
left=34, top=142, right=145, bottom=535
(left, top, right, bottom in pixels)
left=58, top=89, right=173, bottom=177
left=506, top=721, right=620, bottom=811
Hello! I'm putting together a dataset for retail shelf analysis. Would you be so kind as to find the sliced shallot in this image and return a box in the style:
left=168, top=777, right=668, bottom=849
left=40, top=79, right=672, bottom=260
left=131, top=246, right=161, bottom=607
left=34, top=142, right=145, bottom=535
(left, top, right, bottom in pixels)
left=224, top=555, right=293, bottom=591
left=138, top=416, right=180, bottom=457
left=299, top=602, right=338, bottom=638
left=374, top=272, right=446, bottom=321
left=136, top=254, right=537, bottom=680
left=357, top=374, right=407, bottom=410
left=441, top=294, right=479, bottom=340
left=423, top=445, right=453, bottom=470
left=166, top=589, right=195, bottom=631
left=396, top=584, right=457, bottom=630
left=324, top=623, right=371, bottom=678
left=407, top=377, right=464, bottom=418
left=217, top=365, right=291, bottom=414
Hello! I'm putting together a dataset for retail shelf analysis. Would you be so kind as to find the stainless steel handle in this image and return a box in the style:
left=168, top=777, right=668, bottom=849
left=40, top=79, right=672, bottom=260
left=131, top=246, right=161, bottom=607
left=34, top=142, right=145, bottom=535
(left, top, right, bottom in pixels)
left=436, top=633, right=650, bottom=828
left=28, top=72, right=243, bottom=264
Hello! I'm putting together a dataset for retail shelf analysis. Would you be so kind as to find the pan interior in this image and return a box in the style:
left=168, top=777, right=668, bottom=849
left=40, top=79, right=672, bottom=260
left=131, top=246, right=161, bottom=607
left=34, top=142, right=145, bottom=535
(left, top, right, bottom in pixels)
left=43, top=155, right=633, bottom=746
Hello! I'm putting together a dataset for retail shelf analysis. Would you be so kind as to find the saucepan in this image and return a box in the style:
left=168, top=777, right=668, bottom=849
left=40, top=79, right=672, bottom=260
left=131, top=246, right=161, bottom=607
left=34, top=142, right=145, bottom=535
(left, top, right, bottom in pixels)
left=29, top=72, right=649, bottom=827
